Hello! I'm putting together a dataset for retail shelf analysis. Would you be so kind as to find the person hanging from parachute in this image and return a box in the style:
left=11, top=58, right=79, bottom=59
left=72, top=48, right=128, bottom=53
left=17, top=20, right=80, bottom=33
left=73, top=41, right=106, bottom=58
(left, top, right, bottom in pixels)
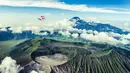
left=38, top=16, right=45, bottom=21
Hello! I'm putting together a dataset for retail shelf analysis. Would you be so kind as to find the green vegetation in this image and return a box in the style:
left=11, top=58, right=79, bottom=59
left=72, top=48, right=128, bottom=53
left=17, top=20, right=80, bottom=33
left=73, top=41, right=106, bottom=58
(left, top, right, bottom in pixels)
left=0, top=39, right=26, bottom=49
left=45, top=35, right=84, bottom=43
left=6, top=38, right=41, bottom=65
left=0, top=39, right=27, bottom=59
left=9, top=38, right=41, bottom=58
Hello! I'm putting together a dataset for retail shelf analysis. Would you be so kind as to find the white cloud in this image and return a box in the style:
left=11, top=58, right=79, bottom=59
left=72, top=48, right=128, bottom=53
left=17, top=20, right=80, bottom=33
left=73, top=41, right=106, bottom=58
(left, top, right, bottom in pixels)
left=30, top=70, right=38, bottom=73
left=38, top=32, right=48, bottom=35
left=0, top=57, right=21, bottom=73
left=0, top=57, right=46, bottom=73
left=25, top=26, right=40, bottom=32
left=44, top=13, right=51, bottom=16
left=123, top=22, right=130, bottom=31
left=0, top=24, right=2, bottom=28
left=87, top=30, right=94, bottom=33
left=34, top=19, right=75, bottom=34
left=106, top=32, right=130, bottom=44
left=71, top=33, right=79, bottom=38
left=0, top=0, right=130, bottom=14
left=85, top=17, right=103, bottom=23
left=12, top=22, right=41, bottom=33
left=120, top=38, right=130, bottom=44
left=59, top=30, right=71, bottom=37
left=122, top=34, right=130, bottom=39
left=12, top=27, right=22, bottom=33
left=93, top=30, right=99, bottom=35
left=108, top=32, right=122, bottom=37
left=0, top=28, right=7, bottom=31
left=47, top=19, right=74, bottom=31
left=80, top=32, right=119, bottom=44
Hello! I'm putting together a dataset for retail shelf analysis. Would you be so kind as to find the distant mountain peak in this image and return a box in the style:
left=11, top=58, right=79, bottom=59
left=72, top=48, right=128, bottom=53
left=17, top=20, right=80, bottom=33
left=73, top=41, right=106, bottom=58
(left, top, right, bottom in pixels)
left=70, top=17, right=81, bottom=22
left=71, top=17, right=80, bottom=20
left=69, top=17, right=130, bottom=34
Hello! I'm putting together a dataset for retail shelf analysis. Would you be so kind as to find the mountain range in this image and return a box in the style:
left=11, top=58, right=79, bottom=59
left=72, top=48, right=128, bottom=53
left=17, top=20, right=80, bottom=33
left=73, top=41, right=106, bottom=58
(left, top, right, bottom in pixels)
left=70, top=17, right=130, bottom=34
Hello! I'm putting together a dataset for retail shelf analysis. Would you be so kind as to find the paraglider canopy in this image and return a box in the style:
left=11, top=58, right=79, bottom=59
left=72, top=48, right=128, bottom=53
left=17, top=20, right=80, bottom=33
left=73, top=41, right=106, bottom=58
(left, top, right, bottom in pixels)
left=38, top=16, right=45, bottom=21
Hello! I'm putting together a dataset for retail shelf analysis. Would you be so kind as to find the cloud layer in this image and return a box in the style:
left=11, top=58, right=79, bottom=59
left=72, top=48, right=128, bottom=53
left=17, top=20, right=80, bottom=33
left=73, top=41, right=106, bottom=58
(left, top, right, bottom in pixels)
left=1, top=18, right=130, bottom=44
left=0, top=0, right=130, bottom=14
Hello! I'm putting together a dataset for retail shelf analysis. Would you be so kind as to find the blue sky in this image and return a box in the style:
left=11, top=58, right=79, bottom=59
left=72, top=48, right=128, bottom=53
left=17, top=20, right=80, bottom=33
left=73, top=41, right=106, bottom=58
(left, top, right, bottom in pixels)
left=0, top=0, right=130, bottom=31
left=60, top=0, right=127, bottom=6
left=60, top=0, right=130, bottom=9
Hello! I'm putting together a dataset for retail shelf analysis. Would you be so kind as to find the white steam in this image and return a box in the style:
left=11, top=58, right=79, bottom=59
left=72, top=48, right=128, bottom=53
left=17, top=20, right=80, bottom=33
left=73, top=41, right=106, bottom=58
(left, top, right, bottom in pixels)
left=0, top=57, right=48, bottom=73
left=30, top=70, right=38, bottom=73
left=0, top=57, right=21, bottom=73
